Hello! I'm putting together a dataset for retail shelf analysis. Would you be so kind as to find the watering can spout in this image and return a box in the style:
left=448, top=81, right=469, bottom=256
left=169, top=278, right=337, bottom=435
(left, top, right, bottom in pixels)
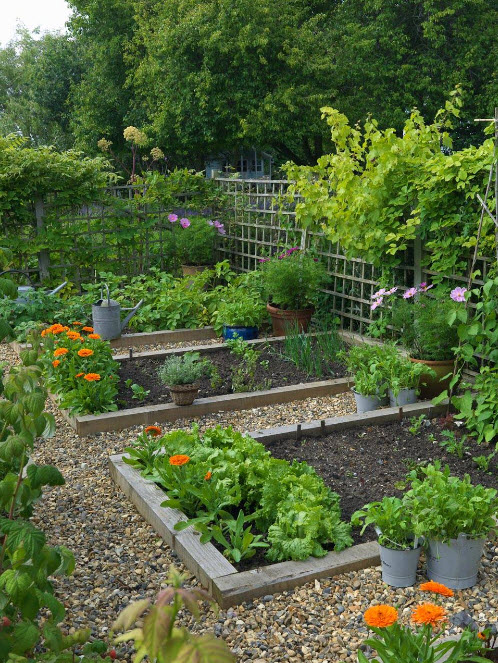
left=48, top=281, right=68, bottom=296
left=120, top=299, right=144, bottom=332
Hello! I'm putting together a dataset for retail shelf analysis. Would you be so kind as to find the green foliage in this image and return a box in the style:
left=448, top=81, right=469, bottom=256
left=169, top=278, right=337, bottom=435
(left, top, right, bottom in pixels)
left=340, top=343, right=398, bottom=397
left=402, top=462, right=498, bottom=543
left=286, top=91, right=495, bottom=274
left=351, top=497, right=419, bottom=550
left=261, top=250, right=326, bottom=310
left=226, top=336, right=270, bottom=393
left=385, top=352, right=435, bottom=396
left=209, top=511, right=268, bottom=563
left=408, top=415, right=426, bottom=435
left=172, top=216, right=219, bottom=266
left=438, top=430, right=467, bottom=459
left=158, top=352, right=213, bottom=387
left=279, top=318, right=343, bottom=378
left=215, top=294, right=267, bottom=330
left=125, top=425, right=352, bottom=562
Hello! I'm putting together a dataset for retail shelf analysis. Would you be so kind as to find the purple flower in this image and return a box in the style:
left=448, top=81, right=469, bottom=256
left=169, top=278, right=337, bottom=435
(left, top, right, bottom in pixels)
left=403, top=287, right=418, bottom=299
left=371, top=288, right=387, bottom=299
left=386, top=287, right=398, bottom=295
left=450, top=286, right=467, bottom=302
left=217, top=226, right=226, bottom=235
left=418, top=282, right=434, bottom=292
left=207, top=220, right=214, bottom=226
left=371, top=297, right=383, bottom=310
left=180, top=218, right=191, bottom=228
left=213, top=220, right=222, bottom=228
left=258, top=258, right=270, bottom=263
left=168, top=213, right=178, bottom=223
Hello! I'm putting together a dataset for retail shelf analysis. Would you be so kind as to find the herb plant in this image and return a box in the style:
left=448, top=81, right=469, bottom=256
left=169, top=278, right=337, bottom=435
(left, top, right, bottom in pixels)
left=215, top=293, right=267, bottom=329
left=351, top=497, right=419, bottom=550
left=260, top=250, right=326, bottom=310
left=158, top=352, right=213, bottom=386
left=280, top=318, right=343, bottom=377
left=226, top=336, right=270, bottom=392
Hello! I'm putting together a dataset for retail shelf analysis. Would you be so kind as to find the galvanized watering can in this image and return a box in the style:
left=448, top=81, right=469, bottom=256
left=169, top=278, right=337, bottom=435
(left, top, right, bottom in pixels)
left=92, top=284, right=143, bottom=340
left=0, top=270, right=68, bottom=303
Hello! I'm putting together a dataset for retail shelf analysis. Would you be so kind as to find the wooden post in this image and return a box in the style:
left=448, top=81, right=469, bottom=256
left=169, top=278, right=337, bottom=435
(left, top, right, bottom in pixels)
left=413, top=233, right=422, bottom=286
left=35, top=197, right=50, bottom=282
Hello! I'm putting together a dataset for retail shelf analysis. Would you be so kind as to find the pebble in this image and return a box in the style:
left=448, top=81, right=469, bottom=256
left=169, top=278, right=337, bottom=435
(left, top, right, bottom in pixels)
left=1, top=340, right=496, bottom=663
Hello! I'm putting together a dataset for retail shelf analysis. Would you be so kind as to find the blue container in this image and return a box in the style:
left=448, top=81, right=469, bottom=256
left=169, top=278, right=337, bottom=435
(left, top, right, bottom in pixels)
left=222, top=325, right=259, bottom=341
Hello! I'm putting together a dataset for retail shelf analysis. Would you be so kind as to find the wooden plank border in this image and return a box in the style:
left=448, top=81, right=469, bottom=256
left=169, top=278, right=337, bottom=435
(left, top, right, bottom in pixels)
left=53, top=377, right=353, bottom=435
left=109, top=399, right=446, bottom=607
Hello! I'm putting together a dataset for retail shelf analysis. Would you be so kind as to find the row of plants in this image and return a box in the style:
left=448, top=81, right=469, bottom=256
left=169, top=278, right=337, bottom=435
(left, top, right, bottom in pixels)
left=0, top=328, right=234, bottom=661
left=352, top=462, right=498, bottom=590
left=124, top=425, right=353, bottom=563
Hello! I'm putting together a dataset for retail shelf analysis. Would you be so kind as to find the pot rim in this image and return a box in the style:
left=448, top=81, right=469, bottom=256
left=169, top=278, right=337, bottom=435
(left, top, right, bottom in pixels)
left=409, top=356, right=455, bottom=366
left=168, top=382, right=200, bottom=391
left=266, top=302, right=314, bottom=315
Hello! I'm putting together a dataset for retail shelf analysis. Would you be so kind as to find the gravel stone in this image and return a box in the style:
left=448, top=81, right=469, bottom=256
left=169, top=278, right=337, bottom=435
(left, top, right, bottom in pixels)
left=1, top=340, right=497, bottom=663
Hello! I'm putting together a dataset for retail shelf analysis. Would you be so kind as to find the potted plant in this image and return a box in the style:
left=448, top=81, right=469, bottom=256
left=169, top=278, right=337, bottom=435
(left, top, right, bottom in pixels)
left=260, top=249, right=326, bottom=335
left=386, top=353, right=436, bottom=407
left=157, top=351, right=213, bottom=405
left=351, top=368, right=388, bottom=413
left=352, top=497, right=422, bottom=587
left=170, top=215, right=225, bottom=276
left=215, top=294, right=267, bottom=341
left=370, top=284, right=463, bottom=398
left=340, top=343, right=396, bottom=412
left=403, top=462, right=498, bottom=589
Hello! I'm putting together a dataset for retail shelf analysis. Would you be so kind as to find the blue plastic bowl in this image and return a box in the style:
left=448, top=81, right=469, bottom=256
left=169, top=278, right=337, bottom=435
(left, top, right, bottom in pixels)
left=222, top=325, right=259, bottom=341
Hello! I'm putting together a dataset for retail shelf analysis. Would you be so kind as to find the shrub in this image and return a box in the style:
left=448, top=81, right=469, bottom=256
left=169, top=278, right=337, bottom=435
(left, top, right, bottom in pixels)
left=158, top=352, right=213, bottom=386
left=260, top=249, right=326, bottom=310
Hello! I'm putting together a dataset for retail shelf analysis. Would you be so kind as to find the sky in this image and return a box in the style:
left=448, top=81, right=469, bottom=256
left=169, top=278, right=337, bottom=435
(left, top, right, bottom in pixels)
left=0, top=0, right=72, bottom=47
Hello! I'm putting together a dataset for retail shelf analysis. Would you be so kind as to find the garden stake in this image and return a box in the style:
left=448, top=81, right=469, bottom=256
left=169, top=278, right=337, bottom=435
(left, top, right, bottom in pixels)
left=321, top=419, right=326, bottom=434
left=398, top=407, right=403, bottom=421
left=129, top=348, right=133, bottom=359
left=296, top=423, right=302, bottom=441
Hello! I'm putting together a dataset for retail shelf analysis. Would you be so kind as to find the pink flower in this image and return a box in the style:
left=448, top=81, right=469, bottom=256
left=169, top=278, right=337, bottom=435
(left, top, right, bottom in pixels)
left=450, top=286, right=467, bottom=302
left=168, top=213, right=178, bottom=223
left=207, top=220, right=214, bottom=226
left=403, top=287, right=418, bottom=299
left=371, top=288, right=387, bottom=299
left=418, top=282, right=434, bottom=292
left=387, top=287, right=398, bottom=295
left=180, top=218, right=191, bottom=228
left=217, top=226, right=226, bottom=235
left=213, top=220, right=223, bottom=228
left=371, top=297, right=383, bottom=310
left=258, top=258, right=269, bottom=263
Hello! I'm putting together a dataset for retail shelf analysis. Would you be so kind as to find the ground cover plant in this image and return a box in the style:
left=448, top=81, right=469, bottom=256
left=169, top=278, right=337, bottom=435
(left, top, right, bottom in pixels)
left=124, top=425, right=353, bottom=564
left=116, top=342, right=347, bottom=409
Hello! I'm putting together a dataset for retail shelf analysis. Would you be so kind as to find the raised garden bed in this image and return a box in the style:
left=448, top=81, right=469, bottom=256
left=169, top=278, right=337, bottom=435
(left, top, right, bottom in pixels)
left=109, top=400, right=448, bottom=606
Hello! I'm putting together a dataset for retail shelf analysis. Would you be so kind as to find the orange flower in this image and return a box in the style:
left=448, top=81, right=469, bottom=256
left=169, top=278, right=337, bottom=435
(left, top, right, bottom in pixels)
left=364, top=605, right=398, bottom=628
left=66, top=331, right=81, bottom=340
left=41, top=329, right=49, bottom=337
left=88, top=333, right=101, bottom=339
left=83, top=373, right=101, bottom=381
left=145, top=425, right=162, bottom=437
left=78, top=348, right=94, bottom=357
left=54, top=348, right=69, bottom=357
left=169, top=454, right=190, bottom=466
left=52, top=359, right=61, bottom=367
left=204, top=471, right=212, bottom=480
left=50, top=324, right=65, bottom=335
left=72, top=321, right=83, bottom=326
left=412, top=604, right=447, bottom=628
left=75, top=372, right=84, bottom=378
left=420, top=581, right=454, bottom=598
left=63, top=326, right=70, bottom=331
left=82, top=326, right=94, bottom=332
left=477, top=632, right=487, bottom=641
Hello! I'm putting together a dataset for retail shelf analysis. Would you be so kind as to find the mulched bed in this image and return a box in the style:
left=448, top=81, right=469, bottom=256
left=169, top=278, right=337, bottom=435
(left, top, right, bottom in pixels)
left=116, top=342, right=346, bottom=409
left=263, top=416, right=498, bottom=546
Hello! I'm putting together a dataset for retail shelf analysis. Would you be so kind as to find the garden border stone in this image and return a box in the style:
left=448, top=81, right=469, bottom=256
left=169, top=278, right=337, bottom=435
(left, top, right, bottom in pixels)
left=109, top=398, right=447, bottom=607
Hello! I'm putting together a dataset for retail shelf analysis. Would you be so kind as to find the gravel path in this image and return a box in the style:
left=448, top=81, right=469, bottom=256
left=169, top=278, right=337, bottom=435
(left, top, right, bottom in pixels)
left=1, top=341, right=496, bottom=662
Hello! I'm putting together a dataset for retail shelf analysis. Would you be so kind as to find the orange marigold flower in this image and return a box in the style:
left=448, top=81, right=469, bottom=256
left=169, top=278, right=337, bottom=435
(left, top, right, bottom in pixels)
left=477, top=632, right=487, bottom=641
left=82, top=326, right=94, bottom=332
left=72, top=321, right=83, bottom=326
left=50, top=324, right=65, bottom=334
left=145, top=425, right=162, bottom=437
left=420, top=581, right=454, bottom=598
left=66, top=331, right=81, bottom=340
left=75, top=372, right=84, bottom=378
left=41, top=329, right=49, bottom=337
left=364, top=605, right=398, bottom=628
left=54, top=347, right=69, bottom=357
left=88, top=333, right=101, bottom=339
left=204, top=471, right=212, bottom=480
left=83, top=373, right=101, bottom=381
left=52, top=359, right=61, bottom=367
left=412, top=604, right=447, bottom=628
left=63, top=326, right=70, bottom=331
left=78, top=348, right=94, bottom=357
left=169, top=454, right=190, bottom=466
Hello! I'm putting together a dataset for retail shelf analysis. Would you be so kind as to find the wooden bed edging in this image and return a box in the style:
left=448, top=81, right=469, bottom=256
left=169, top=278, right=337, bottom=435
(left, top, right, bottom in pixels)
left=55, top=377, right=352, bottom=435
left=109, top=455, right=380, bottom=608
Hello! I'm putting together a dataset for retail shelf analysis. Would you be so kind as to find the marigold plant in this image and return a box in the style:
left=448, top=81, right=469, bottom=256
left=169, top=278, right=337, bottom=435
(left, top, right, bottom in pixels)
left=364, top=605, right=398, bottom=628
left=419, top=581, right=454, bottom=597
left=169, top=454, right=190, bottom=466
left=78, top=348, right=94, bottom=357
left=145, top=425, right=162, bottom=437
left=54, top=347, right=69, bottom=357
left=412, top=604, right=447, bottom=628
left=84, top=373, right=101, bottom=381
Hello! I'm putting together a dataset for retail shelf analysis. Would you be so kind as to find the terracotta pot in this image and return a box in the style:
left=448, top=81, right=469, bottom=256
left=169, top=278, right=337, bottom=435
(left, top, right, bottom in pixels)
left=266, top=303, right=313, bottom=336
left=168, top=383, right=200, bottom=406
left=181, top=264, right=211, bottom=277
left=409, top=357, right=455, bottom=399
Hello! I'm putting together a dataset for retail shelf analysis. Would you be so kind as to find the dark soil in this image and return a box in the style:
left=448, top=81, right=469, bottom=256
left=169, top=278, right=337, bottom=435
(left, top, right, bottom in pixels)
left=116, top=342, right=346, bottom=409
left=263, top=416, right=498, bottom=546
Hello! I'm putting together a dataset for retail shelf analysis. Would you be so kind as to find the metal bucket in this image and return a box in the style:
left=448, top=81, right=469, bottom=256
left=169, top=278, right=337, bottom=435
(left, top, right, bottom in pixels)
left=352, top=390, right=383, bottom=413
left=92, top=300, right=122, bottom=340
left=426, top=535, right=485, bottom=589
left=388, top=388, right=417, bottom=407
left=380, top=544, right=421, bottom=587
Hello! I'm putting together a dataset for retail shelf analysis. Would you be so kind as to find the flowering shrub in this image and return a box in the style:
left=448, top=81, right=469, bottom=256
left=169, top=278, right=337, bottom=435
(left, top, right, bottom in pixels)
left=40, top=324, right=119, bottom=415
left=370, top=283, right=462, bottom=360
left=125, top=425, right=352, bottom=563
left=170, top=215, right=226, bottom=266
left=358, top=583, right=491, bottom=662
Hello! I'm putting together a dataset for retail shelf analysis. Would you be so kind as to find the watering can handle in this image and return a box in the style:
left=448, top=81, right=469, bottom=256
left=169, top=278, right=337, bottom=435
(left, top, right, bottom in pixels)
left=121, top=299, right=144, bottom=331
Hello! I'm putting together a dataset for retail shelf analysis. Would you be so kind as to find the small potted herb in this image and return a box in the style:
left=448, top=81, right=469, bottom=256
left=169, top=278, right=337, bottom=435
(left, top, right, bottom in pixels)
left=386, top=352, right=436, bottom=407
left=157, top=351, right=213, bottom=405
left=340, top=343, right=395, bottom=412
left=352, top=497, right=422, bottom=587
left=403, top=462, right=498, bottom=589
left=216, top=294, right=267, bottom=341
left=352, top=368, right=388, bottom=413
left=260, top=249, right=326, bottom=335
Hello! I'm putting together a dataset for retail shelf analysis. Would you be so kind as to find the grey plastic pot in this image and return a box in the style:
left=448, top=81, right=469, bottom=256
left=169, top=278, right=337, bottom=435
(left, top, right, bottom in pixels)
left=426, top=535, right=486, bottom=589
left=388, top=388, right=417, bottom=408
left=352, top=390, right=383, bottom=414
left=380, top=544, right=422, bottom=587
